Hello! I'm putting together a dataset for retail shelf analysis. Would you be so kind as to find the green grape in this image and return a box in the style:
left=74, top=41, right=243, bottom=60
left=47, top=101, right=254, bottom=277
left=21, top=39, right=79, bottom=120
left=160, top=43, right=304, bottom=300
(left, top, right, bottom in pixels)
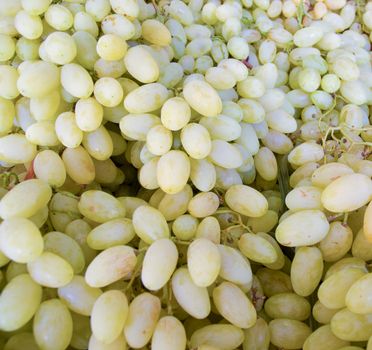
left=33, top=299, right=73, bottom=350
left=124, top=292, right=161, bottom=348
left=85, top=245, right=137, bottom=288
left=0, top=274, right=42, bottom=331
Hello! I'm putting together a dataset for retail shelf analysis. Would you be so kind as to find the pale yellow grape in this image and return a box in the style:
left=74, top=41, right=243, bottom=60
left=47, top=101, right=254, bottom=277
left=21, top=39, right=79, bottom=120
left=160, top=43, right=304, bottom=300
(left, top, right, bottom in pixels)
left=161, top=97, right=191, bottom=131
left=290, top=162, right=319, bottom=188
left=325, top=257, right=368, bottom=280
left=187, top=238, right=221, bottom=287
left=117, top=197, right=146, bottom=220
left=238, top=232, right=277, bottom=264
left=190, top=158, right=216, bottom=192
left=208, top=140, right=243, bottom=169
left=293, top=26, right=323, bottom=47
left=82, top=125, right=114, bottom=160
left=157, top=150, right=190, bottom=194
left=237, top=77, right=265, bottom=99
left=199, top=115, right=241, bottom=141
left=87, top=218, right=135, bottom=250
left=28, top=205, right=48, bottom=229
left=346, top=273, right=371, bottom=314
left=157, top=185, right=193, bottom=221
left=85, top=245, right=136, bottom=288
left=124, top=45, right=159, bottom=83
left=275, top=209, right=329, bottom=246
left=141, top=238, right=178, bottom=291
left=33, top=299, right=73, bottom=350
left=151, top=316, right=187, bottom=350
left=26, top=121, right=59, bottom=146
left=217, top=245, right=252, bottom=285
left=340, top=80, right=369, bottom=105
left=262, top=129, right=294, bottom=155
left=27, top=252, right=73, bottom=288
left=246, top=210, right=279, bottom=233
left=195, top=216, right=222, bottom=243
left=225, top=184, right=268, bottom=217
left=0, top=179, right=51, bottom=220
left=93, top=77, right=123, bottom=108
left=124, top=293, right=161, bottom=348
left=91, top=290, right=128, bottom=344
left=171, top=267, right=210, bottom=319
left=139, top=157, right=160, bottom=190
left=74, top=11, right=99, bottom=37
left=258, top=232, right=285, bottom=270
left=0, top=66, right=19, bottom=100
left=43, top=231, right=85, bottom=274
left=331, top=308, right=372, bottom=341
left=172, top=214, right=198, bottom=240
left=17, top=61, right=59, bottom=98
left=29, top=90, right=60, bottom=121
left=43, top=31, right=77, bottom=65
left=290, top=246, right=323, bottom=296
left=190, top=324, right=244, bottom=350
left=4, top=332, right=39, bottom=350
left=269, top=319, right=311, bottom=350
left=352, top=228, right=372, bottom=261
left=205, top=67, right=236, bottom=90
left=14, top=10, right=42, bottom=39
left=242, top=318, right=270, bottom=350
left=183, top=80, right=222, bottom=117
left=88, top=334, right=127, bottom=350
left=96, top=34, right=127, bottom=61
left=132, top=205, right=169, bottom=244
left=110, top=0, right=139, bottom=17
left=124, top=83, right=168, bottom=114
left=101, top=13, right=135, bottom=40
left=188, top=192, right=219, bottom=218
left=0, top=34, right=15, bottom=61
left=285, top=186, right=323, bottom=211
left=58, top=275, right=102, bottom=316
left=0, top=98, right=15, bottom=136
left=78, top=190, right=125, bottom=223
left=332, top=57, right=360, bottom=81
left=311, top=163, right=353, bottom=187
left=320, top=73, right=341, bottom=93
left=288, top=141, right=324, bottom=166
left=254, top=147, right=278, bottom=181
left=227, top=36, right=249, bottom=60
left=312, top=300, right=340, bottom=324
left=61, top=63, right=94, bottom=99
left=109, top=131, right=127, bottom=156
left=0, top=274, right=41, bottom=331
left=213, top=282, right=257, bottom=328
left=44, top=4, right=73, bottom=30
left=319, top=221, right=353, bottom=262
left=55, top=112, right=82, bottom=148
left=265, top=109, right=297, bottom=133
left=120, top=113, right=160, bottom=141
left=318, top=268, right=366, bottom=309
left=142, top=19, right=171, bottom=46
left=321, top=174, right=372, bottom=212
left=146, top=125, right=172, bottom=156
left=303, top=325, right=349, bottom=350
left=180, top=123, right=211, bottom=159
left=75, top=97, right=103, bottom=132
left=48, top=192, right=80, bottom=232
left=364, top=201, right=372, bottom=243
left=264, top=293, right=311, bottom=321
left=62, top=146, right=95, bottom=185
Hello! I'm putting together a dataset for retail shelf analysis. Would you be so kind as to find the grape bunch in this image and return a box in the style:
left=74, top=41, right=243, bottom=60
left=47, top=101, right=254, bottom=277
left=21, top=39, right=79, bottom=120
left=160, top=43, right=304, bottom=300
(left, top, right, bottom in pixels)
left=0, top=0, right=371, bottom=349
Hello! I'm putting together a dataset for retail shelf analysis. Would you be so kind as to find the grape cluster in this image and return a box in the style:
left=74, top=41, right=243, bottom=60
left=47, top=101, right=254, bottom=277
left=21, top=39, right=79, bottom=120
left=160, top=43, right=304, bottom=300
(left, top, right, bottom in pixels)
left=0, top=0, right=371, bottom=349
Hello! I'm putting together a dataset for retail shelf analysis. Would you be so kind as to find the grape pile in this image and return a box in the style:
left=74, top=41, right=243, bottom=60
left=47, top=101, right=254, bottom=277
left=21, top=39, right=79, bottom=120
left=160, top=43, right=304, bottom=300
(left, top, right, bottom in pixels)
left=0, top=0, right=371, bottom=349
